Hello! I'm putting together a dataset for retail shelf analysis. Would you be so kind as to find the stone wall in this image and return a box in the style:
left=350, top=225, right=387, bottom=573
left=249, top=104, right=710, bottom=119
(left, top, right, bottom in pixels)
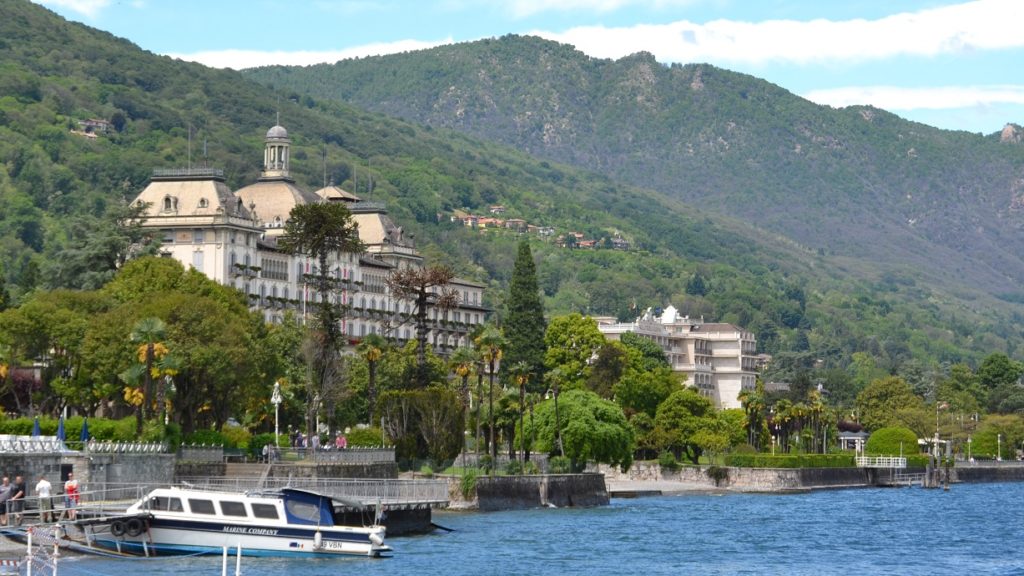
left=953, top=465, right=1024, bottom=483
left=465, top=473, right=608, bottom=511
left=600, top=461, right=875, bottom=491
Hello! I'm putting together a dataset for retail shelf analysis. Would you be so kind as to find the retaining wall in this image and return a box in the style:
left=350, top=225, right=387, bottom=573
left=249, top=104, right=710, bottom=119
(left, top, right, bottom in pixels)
left=463, top=473, right=608, bottom=511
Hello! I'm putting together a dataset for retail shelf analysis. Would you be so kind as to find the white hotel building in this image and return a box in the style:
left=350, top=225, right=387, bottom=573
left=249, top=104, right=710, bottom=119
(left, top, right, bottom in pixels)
left=129, top=124, right=487, bottom=350
left=597, top=305, right=758, bottom=409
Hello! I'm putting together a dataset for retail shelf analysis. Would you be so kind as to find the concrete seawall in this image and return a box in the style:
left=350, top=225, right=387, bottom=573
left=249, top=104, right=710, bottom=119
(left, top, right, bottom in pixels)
left=449, top=473, right=609, bottom=511
left=602, top=462, right=1024, bottom=493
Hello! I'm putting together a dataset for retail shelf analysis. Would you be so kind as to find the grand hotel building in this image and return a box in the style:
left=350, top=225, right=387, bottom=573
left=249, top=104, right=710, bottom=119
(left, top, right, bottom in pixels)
left=129, top=124, right=487, bottom=350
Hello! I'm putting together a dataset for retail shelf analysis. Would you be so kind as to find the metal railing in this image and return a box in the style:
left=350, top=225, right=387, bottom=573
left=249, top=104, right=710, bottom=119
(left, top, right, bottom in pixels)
left=260, top=446, right=394, bottom=464
left=175, top=477, right=448, bottom=507
left=0, top=436, right=70, bottom=453
left=84, top=440, right=167, bottom=454
left=856, top=456, right=907, bottom=468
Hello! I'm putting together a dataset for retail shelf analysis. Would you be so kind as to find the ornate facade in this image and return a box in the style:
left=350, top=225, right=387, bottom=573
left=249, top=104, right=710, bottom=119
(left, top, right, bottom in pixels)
left=130, top=124, right=487, bottom=351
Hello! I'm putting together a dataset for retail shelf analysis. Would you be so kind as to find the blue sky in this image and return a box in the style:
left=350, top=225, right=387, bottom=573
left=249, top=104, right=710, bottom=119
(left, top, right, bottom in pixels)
left=35, top=0, right=1024, bottom=135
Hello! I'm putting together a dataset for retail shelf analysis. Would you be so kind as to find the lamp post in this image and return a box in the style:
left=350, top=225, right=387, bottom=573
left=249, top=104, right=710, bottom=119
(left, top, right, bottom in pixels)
left=967, top=436, right=972, bottom=462
left=998, top=433, right=1003, bottom=462
left=271, top=380, right=282, bottom=448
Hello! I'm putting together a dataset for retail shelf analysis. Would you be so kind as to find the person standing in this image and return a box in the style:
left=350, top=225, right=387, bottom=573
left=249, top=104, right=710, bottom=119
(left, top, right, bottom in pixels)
left=9, top=476, right=25, bottom=526
left=64, top=472, right=79, bottom=520
left=0, top=477, right=11, bottom=526
left=35, top=473, right=52, bottom=523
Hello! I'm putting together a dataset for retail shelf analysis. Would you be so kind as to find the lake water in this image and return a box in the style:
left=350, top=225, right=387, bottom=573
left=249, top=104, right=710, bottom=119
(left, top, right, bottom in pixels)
left=40, top=482, right=1024, bottom=575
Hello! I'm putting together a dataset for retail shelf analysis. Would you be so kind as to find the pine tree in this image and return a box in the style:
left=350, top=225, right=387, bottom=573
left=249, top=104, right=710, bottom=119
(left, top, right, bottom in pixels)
left=504, top=240, right=546, bottom=389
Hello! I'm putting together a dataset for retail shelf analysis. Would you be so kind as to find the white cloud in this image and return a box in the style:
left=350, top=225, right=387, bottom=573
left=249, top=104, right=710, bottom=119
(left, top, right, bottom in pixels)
left=503, top=0, right=697, bottom=19
left=168, top=38, right=454, bottom=70
left=35, top=0, right=111, bottom=19
left=804, top=85, right=1024, bottom=111
left=532, top=0, right=1022, bottom=64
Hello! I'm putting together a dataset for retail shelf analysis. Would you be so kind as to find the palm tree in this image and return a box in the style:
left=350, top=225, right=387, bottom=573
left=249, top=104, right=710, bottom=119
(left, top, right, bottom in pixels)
left=475, top=325, right=505, bottom=471
left=357, top=334, right=387, bottom=423
left=129, top=317, right=166, bottom=434
left=773, top=399, right=793, bottom=453
left=509, top=361, right=531, bottom=465
left=449, top=346, right=479, bottom=468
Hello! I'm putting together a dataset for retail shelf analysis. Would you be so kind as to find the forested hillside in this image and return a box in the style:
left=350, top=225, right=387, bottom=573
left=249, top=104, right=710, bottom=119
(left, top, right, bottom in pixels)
left=247, top=35, right=1024, bottom=298
left=2, top=0, right=1024, bottom=391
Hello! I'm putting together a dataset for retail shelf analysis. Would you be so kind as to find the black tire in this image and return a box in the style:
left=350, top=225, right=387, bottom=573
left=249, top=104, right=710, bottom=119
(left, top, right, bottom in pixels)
left=110, top=520, right=126, bottom=537
left=126, top=518, right=145, bottom=537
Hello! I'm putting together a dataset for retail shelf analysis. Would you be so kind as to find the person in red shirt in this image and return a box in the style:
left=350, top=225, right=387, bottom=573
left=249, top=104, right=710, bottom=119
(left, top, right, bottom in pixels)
left=64, top=472, right=79, bottom=520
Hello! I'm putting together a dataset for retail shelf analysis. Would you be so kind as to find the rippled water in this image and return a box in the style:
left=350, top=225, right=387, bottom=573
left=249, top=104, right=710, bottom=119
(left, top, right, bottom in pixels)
left=48, top=482, right=1024, bottom=575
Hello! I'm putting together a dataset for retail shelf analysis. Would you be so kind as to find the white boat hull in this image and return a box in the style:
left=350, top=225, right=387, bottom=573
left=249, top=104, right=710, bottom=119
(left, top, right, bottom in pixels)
left=89, top=519, right=389, bottom=557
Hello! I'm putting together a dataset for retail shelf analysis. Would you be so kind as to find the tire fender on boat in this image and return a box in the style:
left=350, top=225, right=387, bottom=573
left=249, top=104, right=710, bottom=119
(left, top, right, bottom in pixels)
left=110, top=520, right=127, bottom=537
left=126, top=518, right=146, bottom=537
left=313, top=530, right=322, bottom=550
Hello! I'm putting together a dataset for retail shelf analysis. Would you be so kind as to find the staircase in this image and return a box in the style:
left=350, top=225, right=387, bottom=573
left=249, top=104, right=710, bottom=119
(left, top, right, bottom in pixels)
left=221, top=462, right=272, bottom=488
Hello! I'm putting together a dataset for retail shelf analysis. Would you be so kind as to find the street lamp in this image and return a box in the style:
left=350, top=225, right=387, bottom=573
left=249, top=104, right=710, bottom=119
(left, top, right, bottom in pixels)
left=271, top=380, right=282, bottom=448
left=998, top=433, right=1003, bottom=462
left=967, top=436, right=972, bottom=462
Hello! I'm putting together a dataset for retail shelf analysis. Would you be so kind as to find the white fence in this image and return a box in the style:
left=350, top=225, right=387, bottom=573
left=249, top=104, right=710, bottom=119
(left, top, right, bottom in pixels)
left=856, top=456, right=907, bottom=468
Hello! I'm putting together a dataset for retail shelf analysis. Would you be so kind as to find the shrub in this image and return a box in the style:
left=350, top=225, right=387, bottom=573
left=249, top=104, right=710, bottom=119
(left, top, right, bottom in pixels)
left=459, top=469, right=479, bottom=499
left=864, top=426, right=918, bottom=456
left=249, top=432, right=280, bottom=460
left=419, top=464, right=434, bottom=478
left=725, top=453, right=856, bottom=468
left=504, top=460, right=523, bottom=475
left=706, top=465, right=729, bottom=486
left=548, top=456, right=571, bottom=474
left=184, top=429, right=227, bottom=446
left=522, top=461, right=540, bottom=474
left=479, top=455, right=494, bottom=474
left=220, top=424, right=251, bottom=450
left=346, top=426, right=385, bottom=447
left=658, top=450, right=680, bottom=471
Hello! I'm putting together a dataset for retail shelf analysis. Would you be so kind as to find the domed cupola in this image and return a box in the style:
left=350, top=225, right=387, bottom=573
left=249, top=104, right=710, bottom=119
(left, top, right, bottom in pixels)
left=262, top=123, right=291, bottom=179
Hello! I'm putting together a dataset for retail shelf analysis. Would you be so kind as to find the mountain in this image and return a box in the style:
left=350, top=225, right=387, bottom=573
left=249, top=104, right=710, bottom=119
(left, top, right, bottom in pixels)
left=245, top=35, right=1024, bottom=297
left=2, top=0, right=1023, bottom=390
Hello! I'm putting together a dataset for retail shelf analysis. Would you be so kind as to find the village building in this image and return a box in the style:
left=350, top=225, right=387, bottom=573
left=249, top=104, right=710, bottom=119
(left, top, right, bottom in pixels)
left=597, top=305, right=758, bottom=409
left=129, top=123, right=487, bottom=352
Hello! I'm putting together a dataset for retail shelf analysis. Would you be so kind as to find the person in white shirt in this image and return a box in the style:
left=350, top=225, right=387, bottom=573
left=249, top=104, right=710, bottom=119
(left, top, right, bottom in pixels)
left=35, top=474, right=52, bottom=523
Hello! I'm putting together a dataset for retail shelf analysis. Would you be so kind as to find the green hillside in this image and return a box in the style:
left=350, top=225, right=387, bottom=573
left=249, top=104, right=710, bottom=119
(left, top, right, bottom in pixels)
left=246, top=35, right=1024, bottom=297
left=1, top=0, right=1023, bottom=389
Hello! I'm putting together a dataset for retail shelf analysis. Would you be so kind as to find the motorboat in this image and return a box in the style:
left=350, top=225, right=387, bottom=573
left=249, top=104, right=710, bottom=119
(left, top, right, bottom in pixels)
left=72, top=486, right=390, bottom=558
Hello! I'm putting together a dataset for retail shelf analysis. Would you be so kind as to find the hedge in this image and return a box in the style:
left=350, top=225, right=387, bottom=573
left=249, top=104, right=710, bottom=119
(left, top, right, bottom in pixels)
left=725, top=453, right=856, bottom=468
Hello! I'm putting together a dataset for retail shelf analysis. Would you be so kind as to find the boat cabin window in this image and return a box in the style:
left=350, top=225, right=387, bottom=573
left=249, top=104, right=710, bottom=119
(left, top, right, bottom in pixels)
left=149, top=495, right=184, bottom=512
left=285, top=500, right=320, bottom=523
left=188, top=499, right=216, bottom=515
left=251, top=503, right=279, bottom=520
left=220, top=501, right=247, bottom=517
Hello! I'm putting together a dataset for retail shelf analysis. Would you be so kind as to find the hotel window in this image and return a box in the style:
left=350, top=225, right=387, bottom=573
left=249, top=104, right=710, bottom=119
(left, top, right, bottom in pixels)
left=161, top=229, right=174, bottom=244
left=198, top=198, right=209, bottom=209
left=193, top=229, right=205, bottom=243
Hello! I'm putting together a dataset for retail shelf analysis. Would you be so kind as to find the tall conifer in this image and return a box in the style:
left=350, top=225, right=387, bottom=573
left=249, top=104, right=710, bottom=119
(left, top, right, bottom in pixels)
left=504, top=240, right=546, bottom=388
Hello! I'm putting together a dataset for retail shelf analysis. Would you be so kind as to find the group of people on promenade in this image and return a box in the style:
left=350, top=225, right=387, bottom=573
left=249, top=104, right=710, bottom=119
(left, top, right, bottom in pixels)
left=0, top=471, right=79, bottom=525
left=261, top=429, right=350, bottom=462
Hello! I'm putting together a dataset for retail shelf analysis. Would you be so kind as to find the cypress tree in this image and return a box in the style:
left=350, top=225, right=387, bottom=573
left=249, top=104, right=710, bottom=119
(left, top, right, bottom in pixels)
left=504, top=240, right=546, bottom=389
